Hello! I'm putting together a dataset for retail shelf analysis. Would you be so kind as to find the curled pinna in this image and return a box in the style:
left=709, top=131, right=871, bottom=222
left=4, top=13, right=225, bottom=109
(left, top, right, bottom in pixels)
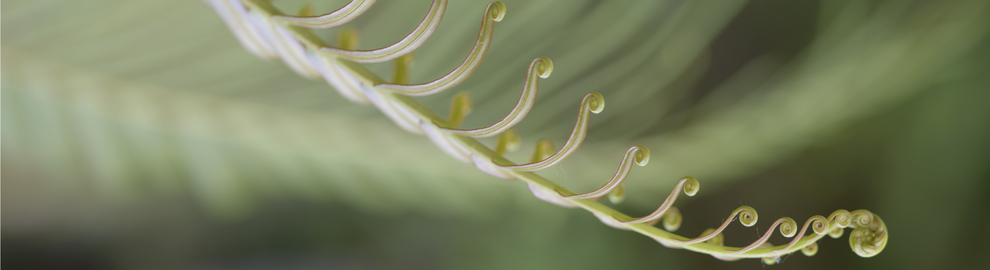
left=674, top=206, right=758, bottom=245
left=376, top=1, right=505, bottom=96
left=618, top=176, right=698, bottom=224
left=558, top=145, right=648, bottom=200
left=439, top=57, right=551, bottom=137
left=849, top=210, right=888, bottom=257
left=497, top=92, right=604, bottom=171
left=320, top=0, right=447, bottom=63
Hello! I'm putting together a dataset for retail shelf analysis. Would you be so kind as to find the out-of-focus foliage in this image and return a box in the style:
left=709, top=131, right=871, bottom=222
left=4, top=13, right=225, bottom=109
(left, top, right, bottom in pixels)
left=3, top=0, right=989, bottom=269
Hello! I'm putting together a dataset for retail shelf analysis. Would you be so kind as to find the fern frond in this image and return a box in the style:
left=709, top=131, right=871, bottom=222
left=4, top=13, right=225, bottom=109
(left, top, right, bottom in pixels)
left=202, top=0, right=893, bottom=262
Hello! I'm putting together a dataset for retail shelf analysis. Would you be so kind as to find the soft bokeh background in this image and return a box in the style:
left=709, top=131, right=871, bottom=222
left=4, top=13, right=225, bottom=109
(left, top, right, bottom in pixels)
left=3, top=0, right=989, bottom=269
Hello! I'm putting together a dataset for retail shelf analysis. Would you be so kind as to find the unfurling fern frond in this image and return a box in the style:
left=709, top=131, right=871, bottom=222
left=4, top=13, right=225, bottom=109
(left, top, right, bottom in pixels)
left=205, top=0, right=887, bottom=262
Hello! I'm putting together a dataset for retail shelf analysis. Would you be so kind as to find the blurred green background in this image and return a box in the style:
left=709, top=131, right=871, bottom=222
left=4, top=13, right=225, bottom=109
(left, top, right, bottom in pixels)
left=3, top=0, right=989, bottom=269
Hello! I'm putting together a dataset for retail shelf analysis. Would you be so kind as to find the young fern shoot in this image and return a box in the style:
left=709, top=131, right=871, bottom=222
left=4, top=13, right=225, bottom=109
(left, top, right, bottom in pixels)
left=206, top=0, right=888, bottom=263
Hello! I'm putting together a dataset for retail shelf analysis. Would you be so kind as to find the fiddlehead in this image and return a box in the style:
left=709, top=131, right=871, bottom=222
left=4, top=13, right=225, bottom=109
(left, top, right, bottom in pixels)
left=245, top=0, right=322, bottom=78
left=848, top=210, right=888, bottom=257
left=207, top=0, right=889, bottom=263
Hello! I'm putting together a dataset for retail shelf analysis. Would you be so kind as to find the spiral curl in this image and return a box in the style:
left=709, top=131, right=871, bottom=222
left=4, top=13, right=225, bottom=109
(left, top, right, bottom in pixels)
left=780, top=217, right=799, bottom=237
left=376, top=1, right=505, bottom=94
left=739, top=207, right=759, bottom=227
left=829, top=209, right=852, bottom=228
left=440, top=57, right=552, bottom=137
left=849, top=211, right=887, bottom=258
left=498, top=93, right=604, bottom=171
left=851, top=210, right=873, bottom=227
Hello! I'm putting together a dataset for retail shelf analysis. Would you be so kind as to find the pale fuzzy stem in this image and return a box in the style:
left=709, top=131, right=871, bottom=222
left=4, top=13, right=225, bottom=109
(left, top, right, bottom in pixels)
left=560, top=145, right=648, bottom=199
left=439, top=57, right=550, bottom=137
left=419, top=121, right=471, bottom=163
left=207, top=0, right=276, bottom=59
left=361, top=87, right=423, bottom=133
left=498, top=92, right=603, bottom=171
left=376, top=2, right=505, bottom=96
left=320, top=0, right=447, bottom=63
left=271, top=25, right=323, bottom=78
left=848, top=211, right=887, bottom=257
left=273, top=0, right=376, bottom=29
left=227, top=0, right=278, bottom=58
left=247, top=9, right=321, bottom=78
left=310, top=53, right=370, bottom=104
left=306, top=29, right=371, bottom=103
